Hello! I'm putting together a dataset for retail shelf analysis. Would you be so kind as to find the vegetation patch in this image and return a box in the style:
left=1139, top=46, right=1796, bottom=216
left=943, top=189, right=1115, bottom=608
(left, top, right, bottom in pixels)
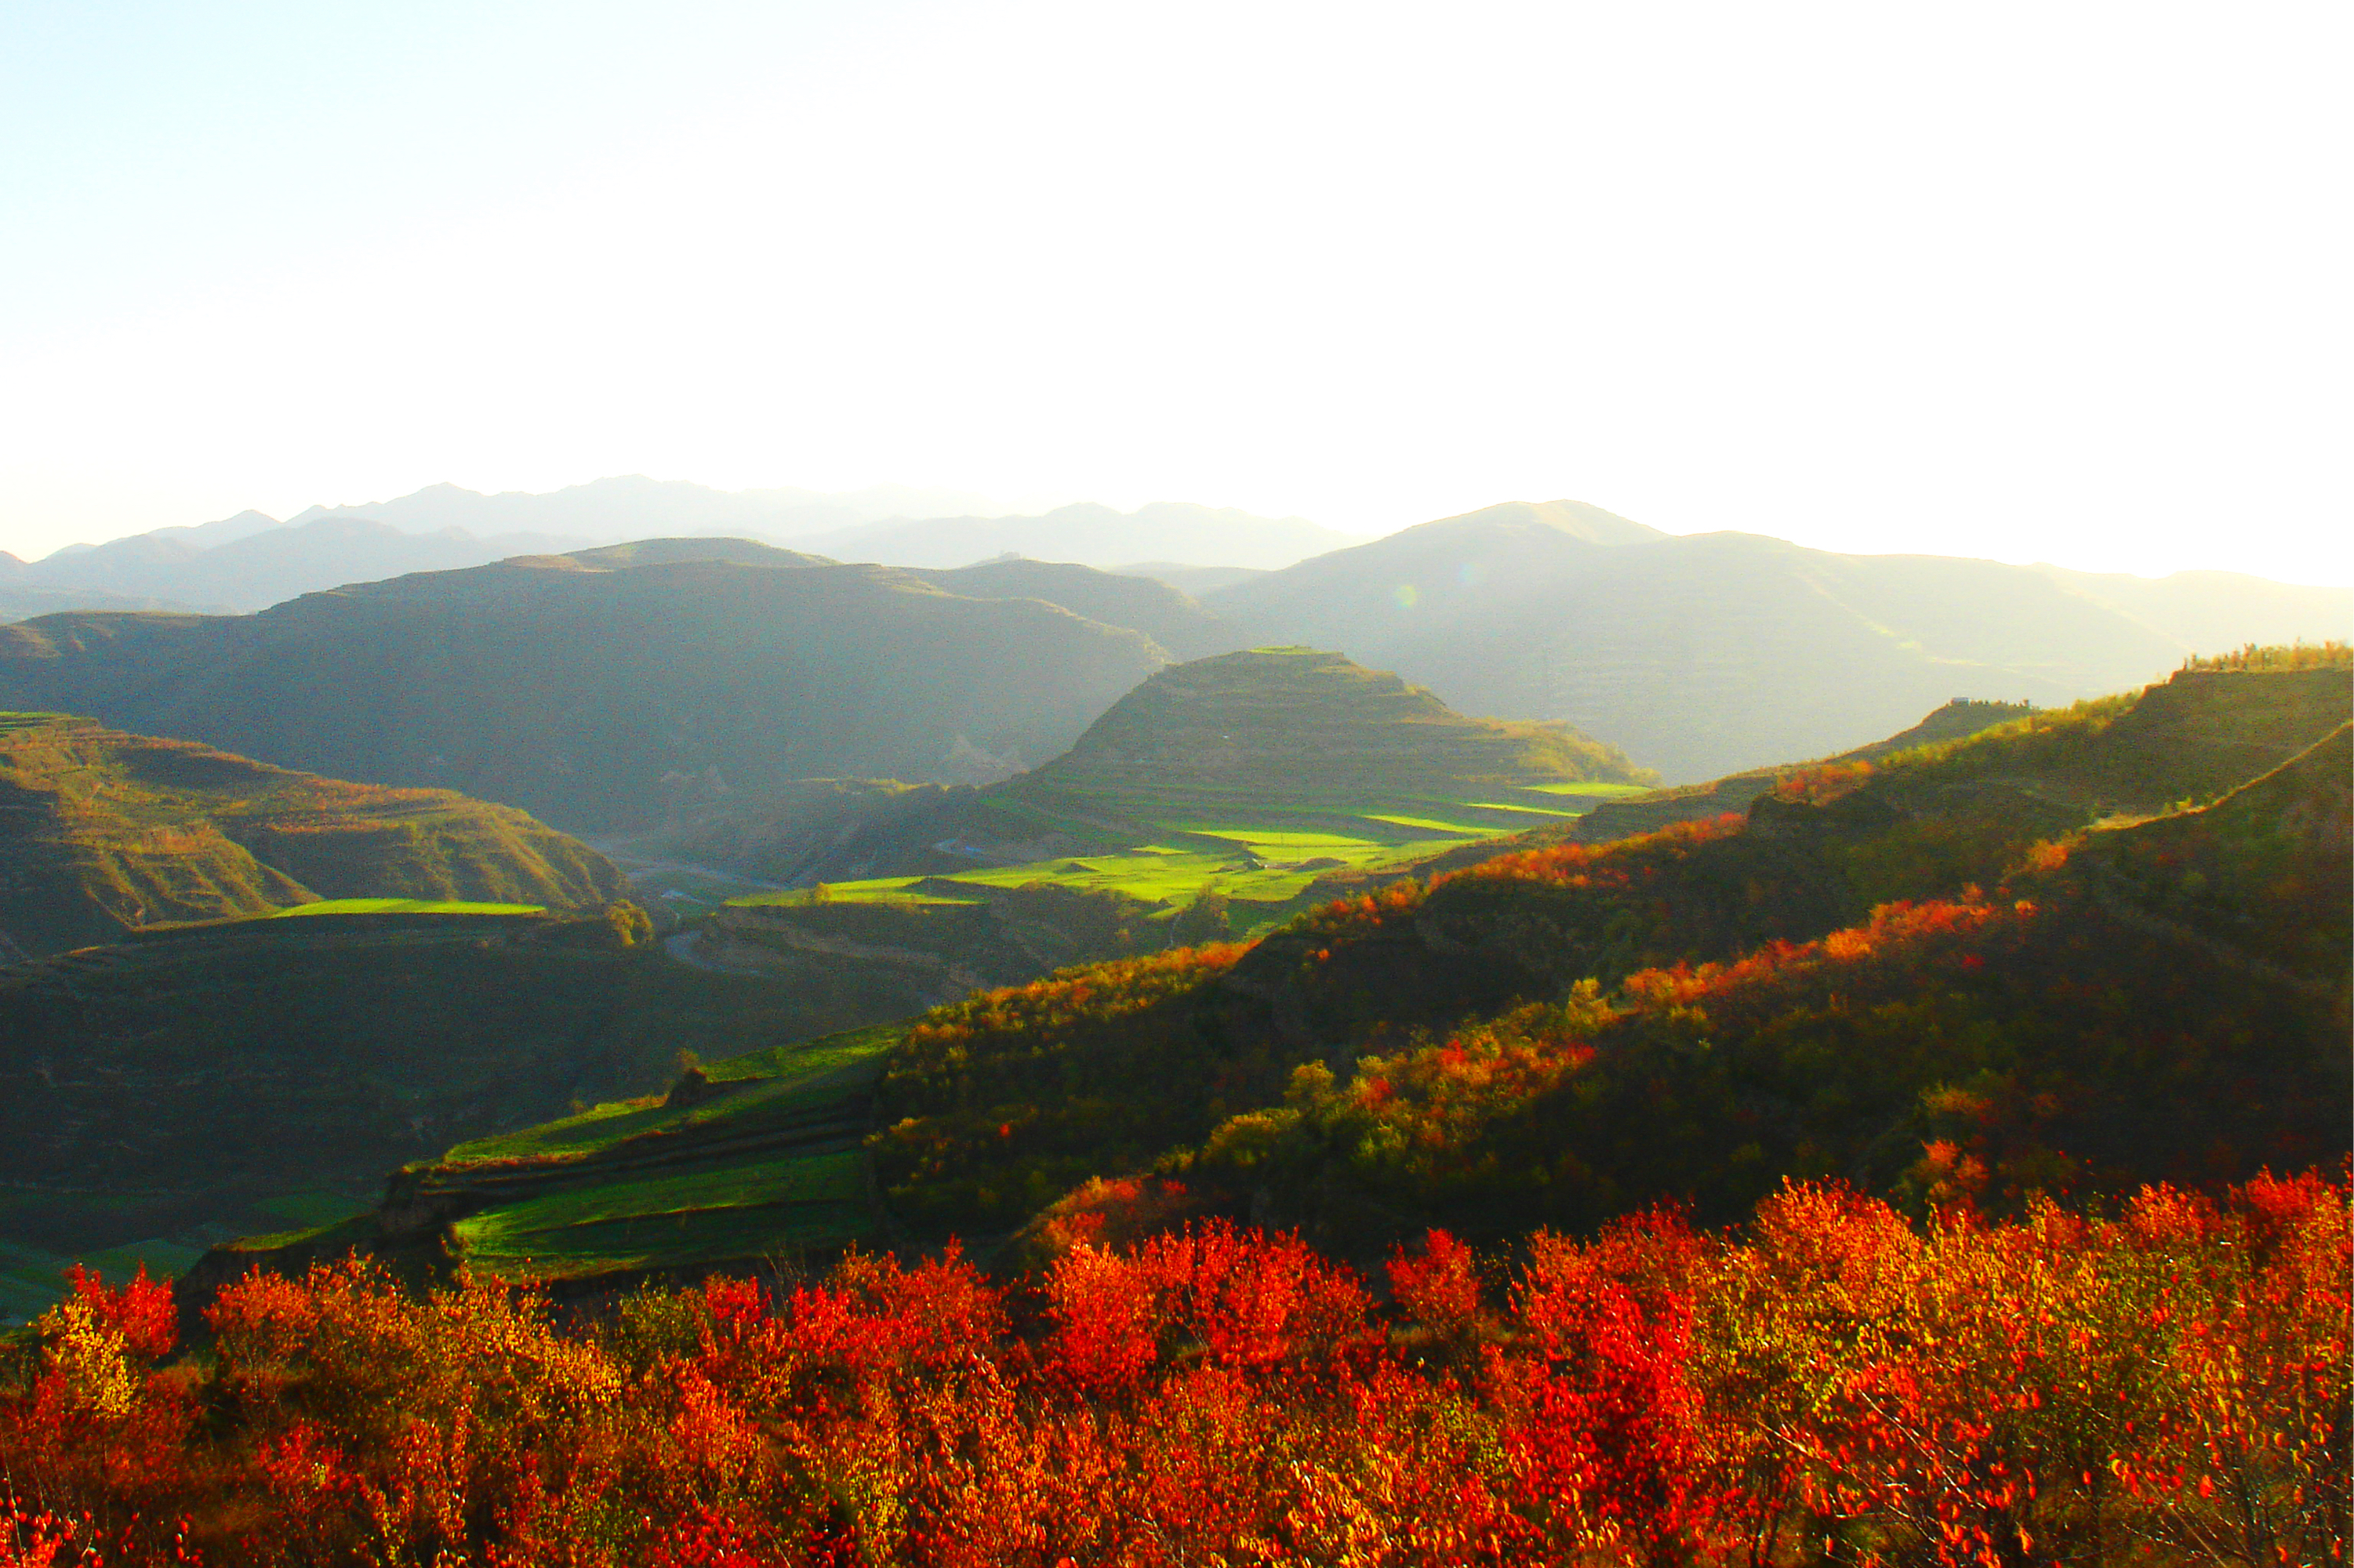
left=268, top=897, right=547, bottom=917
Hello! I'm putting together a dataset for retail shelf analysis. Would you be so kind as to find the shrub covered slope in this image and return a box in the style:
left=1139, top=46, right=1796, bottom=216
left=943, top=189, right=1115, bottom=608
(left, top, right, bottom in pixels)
left=288, top=654, right=2349, bottom=1289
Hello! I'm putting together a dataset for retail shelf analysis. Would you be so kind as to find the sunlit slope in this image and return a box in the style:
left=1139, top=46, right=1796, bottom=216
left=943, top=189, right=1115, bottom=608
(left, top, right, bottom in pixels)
left=371, top=1025, right=903, bottom=1284
left=0, top=712, right=625, bottom=956
left=866, top=655, right=2352, bottom=1238
left=1180, top=715, right=2352, bottom=1254
left=0, top=543, right=1183, bottom=833
left=218, top=654, right=2347, bottom=1295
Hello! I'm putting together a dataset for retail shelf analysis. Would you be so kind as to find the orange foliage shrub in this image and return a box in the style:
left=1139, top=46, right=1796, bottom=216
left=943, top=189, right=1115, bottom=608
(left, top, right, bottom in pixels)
left=0, top=1177, right=2342, bottom=1566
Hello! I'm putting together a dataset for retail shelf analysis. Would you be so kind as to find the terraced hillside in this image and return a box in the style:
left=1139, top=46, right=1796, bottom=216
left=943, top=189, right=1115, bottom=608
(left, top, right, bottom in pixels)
left=202, top=653, right=2347, bottom=1303
left=0, top=903, right=953, bottom=1325
left=707, top=647, right=1653, bottom=927
left=0, top=712, right=625, bottom=956
left=330, top=1025, right=901, bottom=1291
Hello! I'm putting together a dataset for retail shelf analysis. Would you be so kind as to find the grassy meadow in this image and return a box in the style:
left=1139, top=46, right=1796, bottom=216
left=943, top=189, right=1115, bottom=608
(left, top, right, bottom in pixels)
left=728, top=778, right=1649, bottom=931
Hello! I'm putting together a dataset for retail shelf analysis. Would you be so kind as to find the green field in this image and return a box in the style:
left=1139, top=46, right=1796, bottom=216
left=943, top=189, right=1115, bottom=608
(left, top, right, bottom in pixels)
left=270, top=898, right=548, bottom=917
left=295, top=1024, right=915, bottom=1288
left=0, top=1189, right=373, bottom=1327
left=1524, top=781, right=1653, bottom=798
left=730, top=782, right=1611, bottom=927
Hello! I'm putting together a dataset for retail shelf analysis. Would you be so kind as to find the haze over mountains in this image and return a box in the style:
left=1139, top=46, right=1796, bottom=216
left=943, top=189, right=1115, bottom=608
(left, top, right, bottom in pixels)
left=0, top=487, right=2345, bottom=807
left=2, top=479, right=1355, bottom=615
left=1206, top=501, right=2353, bottom=779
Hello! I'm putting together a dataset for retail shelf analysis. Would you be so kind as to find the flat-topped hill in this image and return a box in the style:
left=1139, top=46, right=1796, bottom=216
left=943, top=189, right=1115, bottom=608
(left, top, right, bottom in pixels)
left=0, top=713, right=625, bottom=956
left=696, top=647, right=1651, bottom=892
left=1023, top=646, right=1647, bottom=802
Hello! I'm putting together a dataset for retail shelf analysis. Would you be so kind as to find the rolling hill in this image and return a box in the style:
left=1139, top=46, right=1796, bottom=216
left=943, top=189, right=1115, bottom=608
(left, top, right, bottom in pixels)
left=0, top=541, right=1193, bottom=834
left=264, top=653, right=2349, bottom=1295
left=608, top=648, right=1651, bottom=1016
left=1205, top=501, right=2352, bottom=781
left=0, top=712, right=627, bottom=956
left=670, top=646, right=1651, bottom=906
left=0, top=566, right=208, bottom=622
left=0, top=892, right=994, bottom=1325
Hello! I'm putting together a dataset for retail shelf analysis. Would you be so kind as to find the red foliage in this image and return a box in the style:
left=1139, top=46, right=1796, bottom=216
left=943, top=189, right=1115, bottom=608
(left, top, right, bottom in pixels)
left=58, top=1267, right=176, bottom=1362
left=2, top=1178, right=2344, bottom=1566
left=1386, top=1229, right=1481, bottom=1343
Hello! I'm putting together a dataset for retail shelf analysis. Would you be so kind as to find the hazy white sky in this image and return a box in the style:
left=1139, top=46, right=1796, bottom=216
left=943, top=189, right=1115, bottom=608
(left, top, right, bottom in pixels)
left=2, top=2, right=2347, bottom=581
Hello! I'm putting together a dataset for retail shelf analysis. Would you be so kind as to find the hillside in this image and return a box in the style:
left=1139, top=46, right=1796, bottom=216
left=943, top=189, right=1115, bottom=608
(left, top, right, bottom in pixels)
left=866, top=659, right=2351, bottom=1243
left=903, top=557, right=1239, bottom=661
left=0, top=898, right=983, bottom=1326
left=0, top=542, right=1185, bottom=834
left=231, top=655, right=2349, bottom=1299
left=0, top=578, right=208, bottom=622
left=0, top=713, right=624, bottom=956
left=1206, top=502, right=2352, bottom=780
left=1173, top=716, right=2353, bottom=1257
left=688, top=647, right=1651, bottom=902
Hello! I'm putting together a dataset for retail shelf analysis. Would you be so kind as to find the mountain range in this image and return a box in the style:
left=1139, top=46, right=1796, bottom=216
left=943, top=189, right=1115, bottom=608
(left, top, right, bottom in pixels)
left=792, top=502, right=1362, bottom=572
left=1205, top=501, right=2352, bottom=780
left=2, top=493, right=2345, bottom=815
left=4, top=481, right=1351, bottom=615
left=0, top=540, right=1186, bottom=834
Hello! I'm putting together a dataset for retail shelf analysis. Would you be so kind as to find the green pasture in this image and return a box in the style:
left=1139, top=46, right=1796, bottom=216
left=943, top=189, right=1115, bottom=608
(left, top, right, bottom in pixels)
left=450, top=1150, right=872, bottom=1279
left=271, top=898, right=547, bottom=918
left=739, top=837, right=1462, bottom=915
left=405, top=1024, right=904, bottom=1284
left=1525, top=781, right=1652, bottom=798
left=728, top=776, right=1612, bottom=921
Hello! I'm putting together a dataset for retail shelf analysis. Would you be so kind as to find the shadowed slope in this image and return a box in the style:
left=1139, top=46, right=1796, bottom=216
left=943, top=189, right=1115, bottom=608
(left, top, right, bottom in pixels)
left=0, top=545, right=1175, bottom=833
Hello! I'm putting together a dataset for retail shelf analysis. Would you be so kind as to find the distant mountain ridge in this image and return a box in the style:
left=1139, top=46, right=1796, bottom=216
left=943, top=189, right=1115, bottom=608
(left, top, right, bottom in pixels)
left=7, top=517, right=600, bottom=613
left=9, top=479, right=1342, bottom=612
left=1208, top=500, right=2353, bottom=782
left=281, top=476, right=1007, bottom=540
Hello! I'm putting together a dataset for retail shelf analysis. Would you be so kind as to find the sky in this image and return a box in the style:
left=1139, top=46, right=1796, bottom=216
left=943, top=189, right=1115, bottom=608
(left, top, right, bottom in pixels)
left=2, top=2, right=2347, bottom=583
